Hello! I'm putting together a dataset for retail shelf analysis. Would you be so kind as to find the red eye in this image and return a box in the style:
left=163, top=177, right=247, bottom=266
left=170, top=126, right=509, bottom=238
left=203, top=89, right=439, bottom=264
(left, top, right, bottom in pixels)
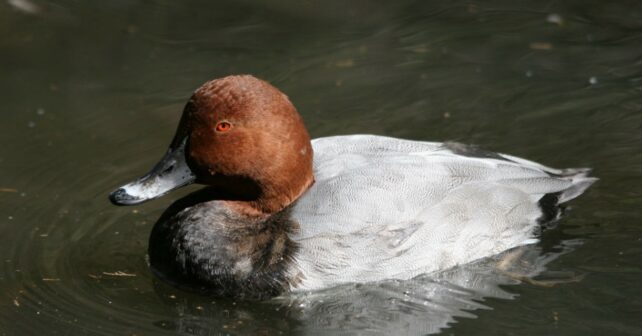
left=215, top=121, right=232, bottom=132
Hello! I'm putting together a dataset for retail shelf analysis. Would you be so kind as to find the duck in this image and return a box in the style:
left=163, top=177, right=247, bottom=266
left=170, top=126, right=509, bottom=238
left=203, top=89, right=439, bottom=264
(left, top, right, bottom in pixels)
left=109, top=75, right=596, bottom=299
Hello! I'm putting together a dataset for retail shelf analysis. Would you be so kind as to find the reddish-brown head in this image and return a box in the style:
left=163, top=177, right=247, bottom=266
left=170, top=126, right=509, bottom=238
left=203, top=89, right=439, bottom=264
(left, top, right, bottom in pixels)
left=110, top=75, right=314, bottom=216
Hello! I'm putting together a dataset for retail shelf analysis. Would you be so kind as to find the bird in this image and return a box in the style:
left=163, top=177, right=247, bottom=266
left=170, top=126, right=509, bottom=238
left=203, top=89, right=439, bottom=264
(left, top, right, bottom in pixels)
left=109, top=75, right=596, bottom=299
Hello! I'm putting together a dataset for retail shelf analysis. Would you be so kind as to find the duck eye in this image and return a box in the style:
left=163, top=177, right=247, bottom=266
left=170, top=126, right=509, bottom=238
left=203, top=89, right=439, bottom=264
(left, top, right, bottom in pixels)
left=215, top=121, right=232, bottom=132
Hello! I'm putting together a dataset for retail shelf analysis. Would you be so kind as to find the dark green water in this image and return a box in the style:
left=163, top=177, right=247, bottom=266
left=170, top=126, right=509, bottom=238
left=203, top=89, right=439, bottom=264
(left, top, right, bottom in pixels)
left=1, top=1, right=641, bottom=335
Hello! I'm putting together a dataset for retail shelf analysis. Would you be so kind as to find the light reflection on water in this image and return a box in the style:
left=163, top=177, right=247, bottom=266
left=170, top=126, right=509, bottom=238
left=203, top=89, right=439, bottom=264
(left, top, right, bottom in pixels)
left=1, top=1, right=641, bottom=335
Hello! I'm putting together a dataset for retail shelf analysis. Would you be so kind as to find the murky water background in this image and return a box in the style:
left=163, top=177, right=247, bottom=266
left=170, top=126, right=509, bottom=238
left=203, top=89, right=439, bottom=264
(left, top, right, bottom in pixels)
left=1, top=1, right=641, bottom=335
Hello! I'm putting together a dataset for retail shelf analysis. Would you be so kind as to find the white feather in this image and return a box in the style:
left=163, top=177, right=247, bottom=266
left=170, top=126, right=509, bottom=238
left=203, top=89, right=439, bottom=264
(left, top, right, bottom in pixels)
left=288, top=135, right=595, bottom=291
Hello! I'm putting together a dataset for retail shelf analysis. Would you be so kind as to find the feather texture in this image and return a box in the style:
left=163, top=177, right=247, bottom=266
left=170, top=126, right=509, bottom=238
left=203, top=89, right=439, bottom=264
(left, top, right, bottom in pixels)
left=289, top=135, right=596, bottom=290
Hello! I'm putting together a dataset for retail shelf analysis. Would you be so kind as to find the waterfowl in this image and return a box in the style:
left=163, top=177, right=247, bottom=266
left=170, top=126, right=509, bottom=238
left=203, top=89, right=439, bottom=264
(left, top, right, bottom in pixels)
left=109, top=75, right=596, bottom=299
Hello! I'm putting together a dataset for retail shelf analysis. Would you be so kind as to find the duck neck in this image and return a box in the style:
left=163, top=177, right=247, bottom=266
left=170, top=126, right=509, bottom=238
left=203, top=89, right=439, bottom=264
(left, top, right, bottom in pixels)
left=203, top=172, right=315, bottom=217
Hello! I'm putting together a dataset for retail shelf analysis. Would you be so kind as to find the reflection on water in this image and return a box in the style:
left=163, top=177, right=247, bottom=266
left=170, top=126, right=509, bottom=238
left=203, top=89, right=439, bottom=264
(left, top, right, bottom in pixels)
left=1, top=0, right=641, bottom=335
left=283, top=239, right=582, bottom=335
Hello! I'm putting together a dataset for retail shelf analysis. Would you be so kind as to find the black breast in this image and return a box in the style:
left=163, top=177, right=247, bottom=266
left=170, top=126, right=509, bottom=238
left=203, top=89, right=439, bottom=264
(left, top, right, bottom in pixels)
left=148, top=187, right=299, bottom=300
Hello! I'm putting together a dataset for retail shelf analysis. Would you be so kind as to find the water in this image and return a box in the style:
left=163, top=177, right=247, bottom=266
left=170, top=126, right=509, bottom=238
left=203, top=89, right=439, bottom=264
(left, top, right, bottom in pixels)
left=1, top=0, right=641, bottom=335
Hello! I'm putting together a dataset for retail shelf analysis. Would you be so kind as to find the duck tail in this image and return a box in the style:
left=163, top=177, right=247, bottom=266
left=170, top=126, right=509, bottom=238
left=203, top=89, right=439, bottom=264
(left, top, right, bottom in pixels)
left=538, top=168, right=597, bottom=224
left=555, top=168, right=598, bottom=204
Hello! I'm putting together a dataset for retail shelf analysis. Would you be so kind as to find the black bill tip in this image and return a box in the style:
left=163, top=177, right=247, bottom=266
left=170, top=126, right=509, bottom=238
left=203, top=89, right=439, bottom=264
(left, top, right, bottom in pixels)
left=109, top=188, right=142, bottom=206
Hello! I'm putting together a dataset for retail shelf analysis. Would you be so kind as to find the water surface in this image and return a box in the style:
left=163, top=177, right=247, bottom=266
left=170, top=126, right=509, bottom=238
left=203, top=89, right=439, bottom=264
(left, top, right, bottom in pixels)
left=1, top=1, right=641, bottom=335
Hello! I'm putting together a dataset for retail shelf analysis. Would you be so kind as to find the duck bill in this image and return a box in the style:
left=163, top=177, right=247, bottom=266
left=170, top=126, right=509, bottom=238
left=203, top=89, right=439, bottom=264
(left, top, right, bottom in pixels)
left=109, top=138, right=195, bottom=206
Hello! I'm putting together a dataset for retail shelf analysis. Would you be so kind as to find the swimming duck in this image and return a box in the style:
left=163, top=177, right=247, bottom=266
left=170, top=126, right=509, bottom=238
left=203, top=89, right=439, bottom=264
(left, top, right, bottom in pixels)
left=109, top=75, right=596, bottom=299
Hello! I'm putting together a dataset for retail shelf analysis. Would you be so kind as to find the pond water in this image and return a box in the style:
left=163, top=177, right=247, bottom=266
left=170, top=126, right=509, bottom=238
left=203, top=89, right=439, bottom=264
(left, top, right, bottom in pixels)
left=1, top=0, right=641, bottom=335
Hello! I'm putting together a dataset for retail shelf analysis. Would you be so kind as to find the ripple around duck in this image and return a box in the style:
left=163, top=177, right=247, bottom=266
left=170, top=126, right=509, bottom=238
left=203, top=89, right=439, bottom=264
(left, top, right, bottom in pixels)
left=1, top=204, right=161, bottom=334
left=0, top=142, right=173, bottom=334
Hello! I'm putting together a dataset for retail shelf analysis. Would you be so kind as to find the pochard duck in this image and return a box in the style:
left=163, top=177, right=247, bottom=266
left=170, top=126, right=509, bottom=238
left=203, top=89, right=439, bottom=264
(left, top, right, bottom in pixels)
left=109, top=75, right=596, bottom=299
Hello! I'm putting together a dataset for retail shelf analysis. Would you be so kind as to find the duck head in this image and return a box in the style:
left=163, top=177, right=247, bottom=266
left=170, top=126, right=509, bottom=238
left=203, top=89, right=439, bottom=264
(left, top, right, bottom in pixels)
left=109, top=75, right=314, bottom=216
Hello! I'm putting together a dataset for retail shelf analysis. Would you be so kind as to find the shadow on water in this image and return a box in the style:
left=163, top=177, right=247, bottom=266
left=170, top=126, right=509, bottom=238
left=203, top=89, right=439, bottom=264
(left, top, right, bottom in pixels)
left=1, top=0, right=641, bottom=335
